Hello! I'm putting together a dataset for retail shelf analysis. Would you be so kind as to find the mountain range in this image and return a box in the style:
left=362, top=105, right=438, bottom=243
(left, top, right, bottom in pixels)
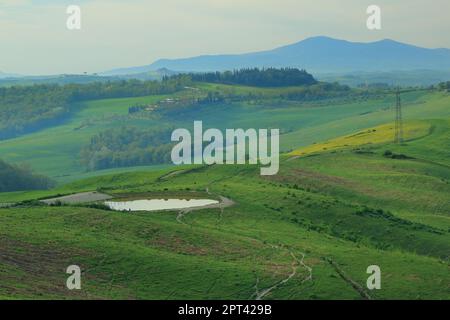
left=103, top=36, right=450, bottom=75
left=3, top=37, right=450, bottom=87
left=0, top=71, right=20, bottom=79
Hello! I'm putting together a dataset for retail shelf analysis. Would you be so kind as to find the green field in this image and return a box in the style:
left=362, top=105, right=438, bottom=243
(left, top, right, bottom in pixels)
left=0, top=84, right=449, bottom=300
left=1, top=85, right=448, bottom=182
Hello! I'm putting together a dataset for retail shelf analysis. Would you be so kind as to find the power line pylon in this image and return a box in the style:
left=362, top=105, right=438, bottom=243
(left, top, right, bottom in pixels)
left=394, top=88, right=404, bottom=144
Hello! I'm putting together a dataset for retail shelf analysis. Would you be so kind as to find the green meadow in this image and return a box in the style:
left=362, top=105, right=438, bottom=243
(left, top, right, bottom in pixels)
left=1, top=85, right=448, bottom=181
left=0, top=83, right=449, bottom=300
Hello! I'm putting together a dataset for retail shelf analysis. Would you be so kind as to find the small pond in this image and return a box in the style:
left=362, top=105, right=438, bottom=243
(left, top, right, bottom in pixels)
left=104, top=199, right=219, bottom=212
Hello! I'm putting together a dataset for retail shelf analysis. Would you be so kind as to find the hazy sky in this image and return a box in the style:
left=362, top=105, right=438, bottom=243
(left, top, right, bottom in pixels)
left=1, top=0, right=449, bottom=75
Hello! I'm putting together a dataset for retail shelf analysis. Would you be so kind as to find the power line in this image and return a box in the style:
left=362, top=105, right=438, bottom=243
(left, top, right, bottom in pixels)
left=394, top=88, right=404, bottom=144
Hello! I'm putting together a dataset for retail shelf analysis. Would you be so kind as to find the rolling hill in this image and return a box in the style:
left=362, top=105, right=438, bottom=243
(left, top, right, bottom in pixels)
left=0, top=117, right=448, bottom=299
left=1, top=84, right=445, bottom=181
left=0, top=71, right=20, bottom=79
left=0, top=75, right=449, bottom=300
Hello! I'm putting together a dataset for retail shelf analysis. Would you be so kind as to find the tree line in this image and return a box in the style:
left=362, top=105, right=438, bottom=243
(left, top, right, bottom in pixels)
left=168, top=68, right=318, bottom=87
left=438, top=81, right=450, bottom=91
left=80, top=127, right=175, bottom=171
left=0, top=77, right=192, bottom=140
left=0, top=159, right=54, bottom=192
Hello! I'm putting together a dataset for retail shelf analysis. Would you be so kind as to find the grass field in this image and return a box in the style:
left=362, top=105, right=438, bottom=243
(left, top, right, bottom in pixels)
left=1, top=86, right=448, bottom=182
left=0, top=85, right=449, bottom=300
left=289, top=120, right=431, bottom=156
left=0, top=162, right=448, bottom=299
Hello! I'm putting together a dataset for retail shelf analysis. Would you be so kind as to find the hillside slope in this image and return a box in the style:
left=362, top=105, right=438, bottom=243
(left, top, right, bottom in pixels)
left=1, top=87, right=447, bottom=181
left=0, top=121, right=449, bottom=299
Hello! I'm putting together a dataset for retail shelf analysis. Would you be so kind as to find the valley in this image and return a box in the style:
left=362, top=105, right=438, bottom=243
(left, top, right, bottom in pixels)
left=1, top=80, right=446, bottom=181
left=0, top=75, right=448, bottom=300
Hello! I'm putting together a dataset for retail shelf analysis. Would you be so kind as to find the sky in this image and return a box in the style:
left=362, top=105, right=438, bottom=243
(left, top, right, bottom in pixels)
left=1, top=0, right=449, bottom=75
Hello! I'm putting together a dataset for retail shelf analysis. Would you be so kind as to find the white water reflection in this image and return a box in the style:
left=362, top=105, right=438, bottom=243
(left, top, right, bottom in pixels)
left=105, top=199, right=219, bottom=212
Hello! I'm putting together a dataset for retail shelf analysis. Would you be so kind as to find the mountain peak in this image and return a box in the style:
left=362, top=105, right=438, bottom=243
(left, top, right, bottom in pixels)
left=287, top=36, right=348, bottom=47
left=373, top=38, right=410, bottom=45
left=302, top=35, right=341, bottom=42
left=104, top=37, right=450, bottom=75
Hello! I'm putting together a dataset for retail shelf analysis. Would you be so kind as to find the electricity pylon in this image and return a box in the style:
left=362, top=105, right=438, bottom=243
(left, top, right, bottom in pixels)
left=394, top=88, right=404, bottom=144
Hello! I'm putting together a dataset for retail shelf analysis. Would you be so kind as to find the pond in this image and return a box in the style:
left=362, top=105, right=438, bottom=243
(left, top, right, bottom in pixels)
left=104, top=199, right=219, bottom=212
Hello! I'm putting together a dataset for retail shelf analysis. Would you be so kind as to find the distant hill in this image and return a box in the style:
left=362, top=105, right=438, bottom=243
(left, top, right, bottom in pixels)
left=0, top=159, right=54, bottom=192
left=0, top=69, right=176, bottom=87
left=104, top=36, right=450, bottom=75
left=316, top=70, right=450, bottom=87
left=0, top=74, right=119, bottom=87
left=101, top=67, right=177, bottom=79
left=0, top=71, right=20, bottom=79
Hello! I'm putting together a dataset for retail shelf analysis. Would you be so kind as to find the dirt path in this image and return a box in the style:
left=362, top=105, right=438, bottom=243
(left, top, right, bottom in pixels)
left=286, top=155, right=301, bottom=162
left=296, top=252, right=313, bottom=284
left=174, top=178, right=312, bottom=300
left=158, top=169, right=188, bottom=181
left=176, top=195, right=235, bottom=224
left=325, top=258, right=373, bottom=300
left=251, top=245, right=313, bottom=300
left=169, top=173, right=313, bottom=299
left=41, top=191, right=113, bottom=205
left=252, top=252, right=299, bottom=300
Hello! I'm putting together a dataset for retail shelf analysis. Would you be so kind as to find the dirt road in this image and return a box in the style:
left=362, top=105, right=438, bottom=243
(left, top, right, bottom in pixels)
left=41, top=192, right=113, bottom=205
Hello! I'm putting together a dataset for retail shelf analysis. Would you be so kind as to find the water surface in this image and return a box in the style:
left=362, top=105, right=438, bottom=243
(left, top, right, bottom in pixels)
left=105, top=199, right=219, bottom=212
